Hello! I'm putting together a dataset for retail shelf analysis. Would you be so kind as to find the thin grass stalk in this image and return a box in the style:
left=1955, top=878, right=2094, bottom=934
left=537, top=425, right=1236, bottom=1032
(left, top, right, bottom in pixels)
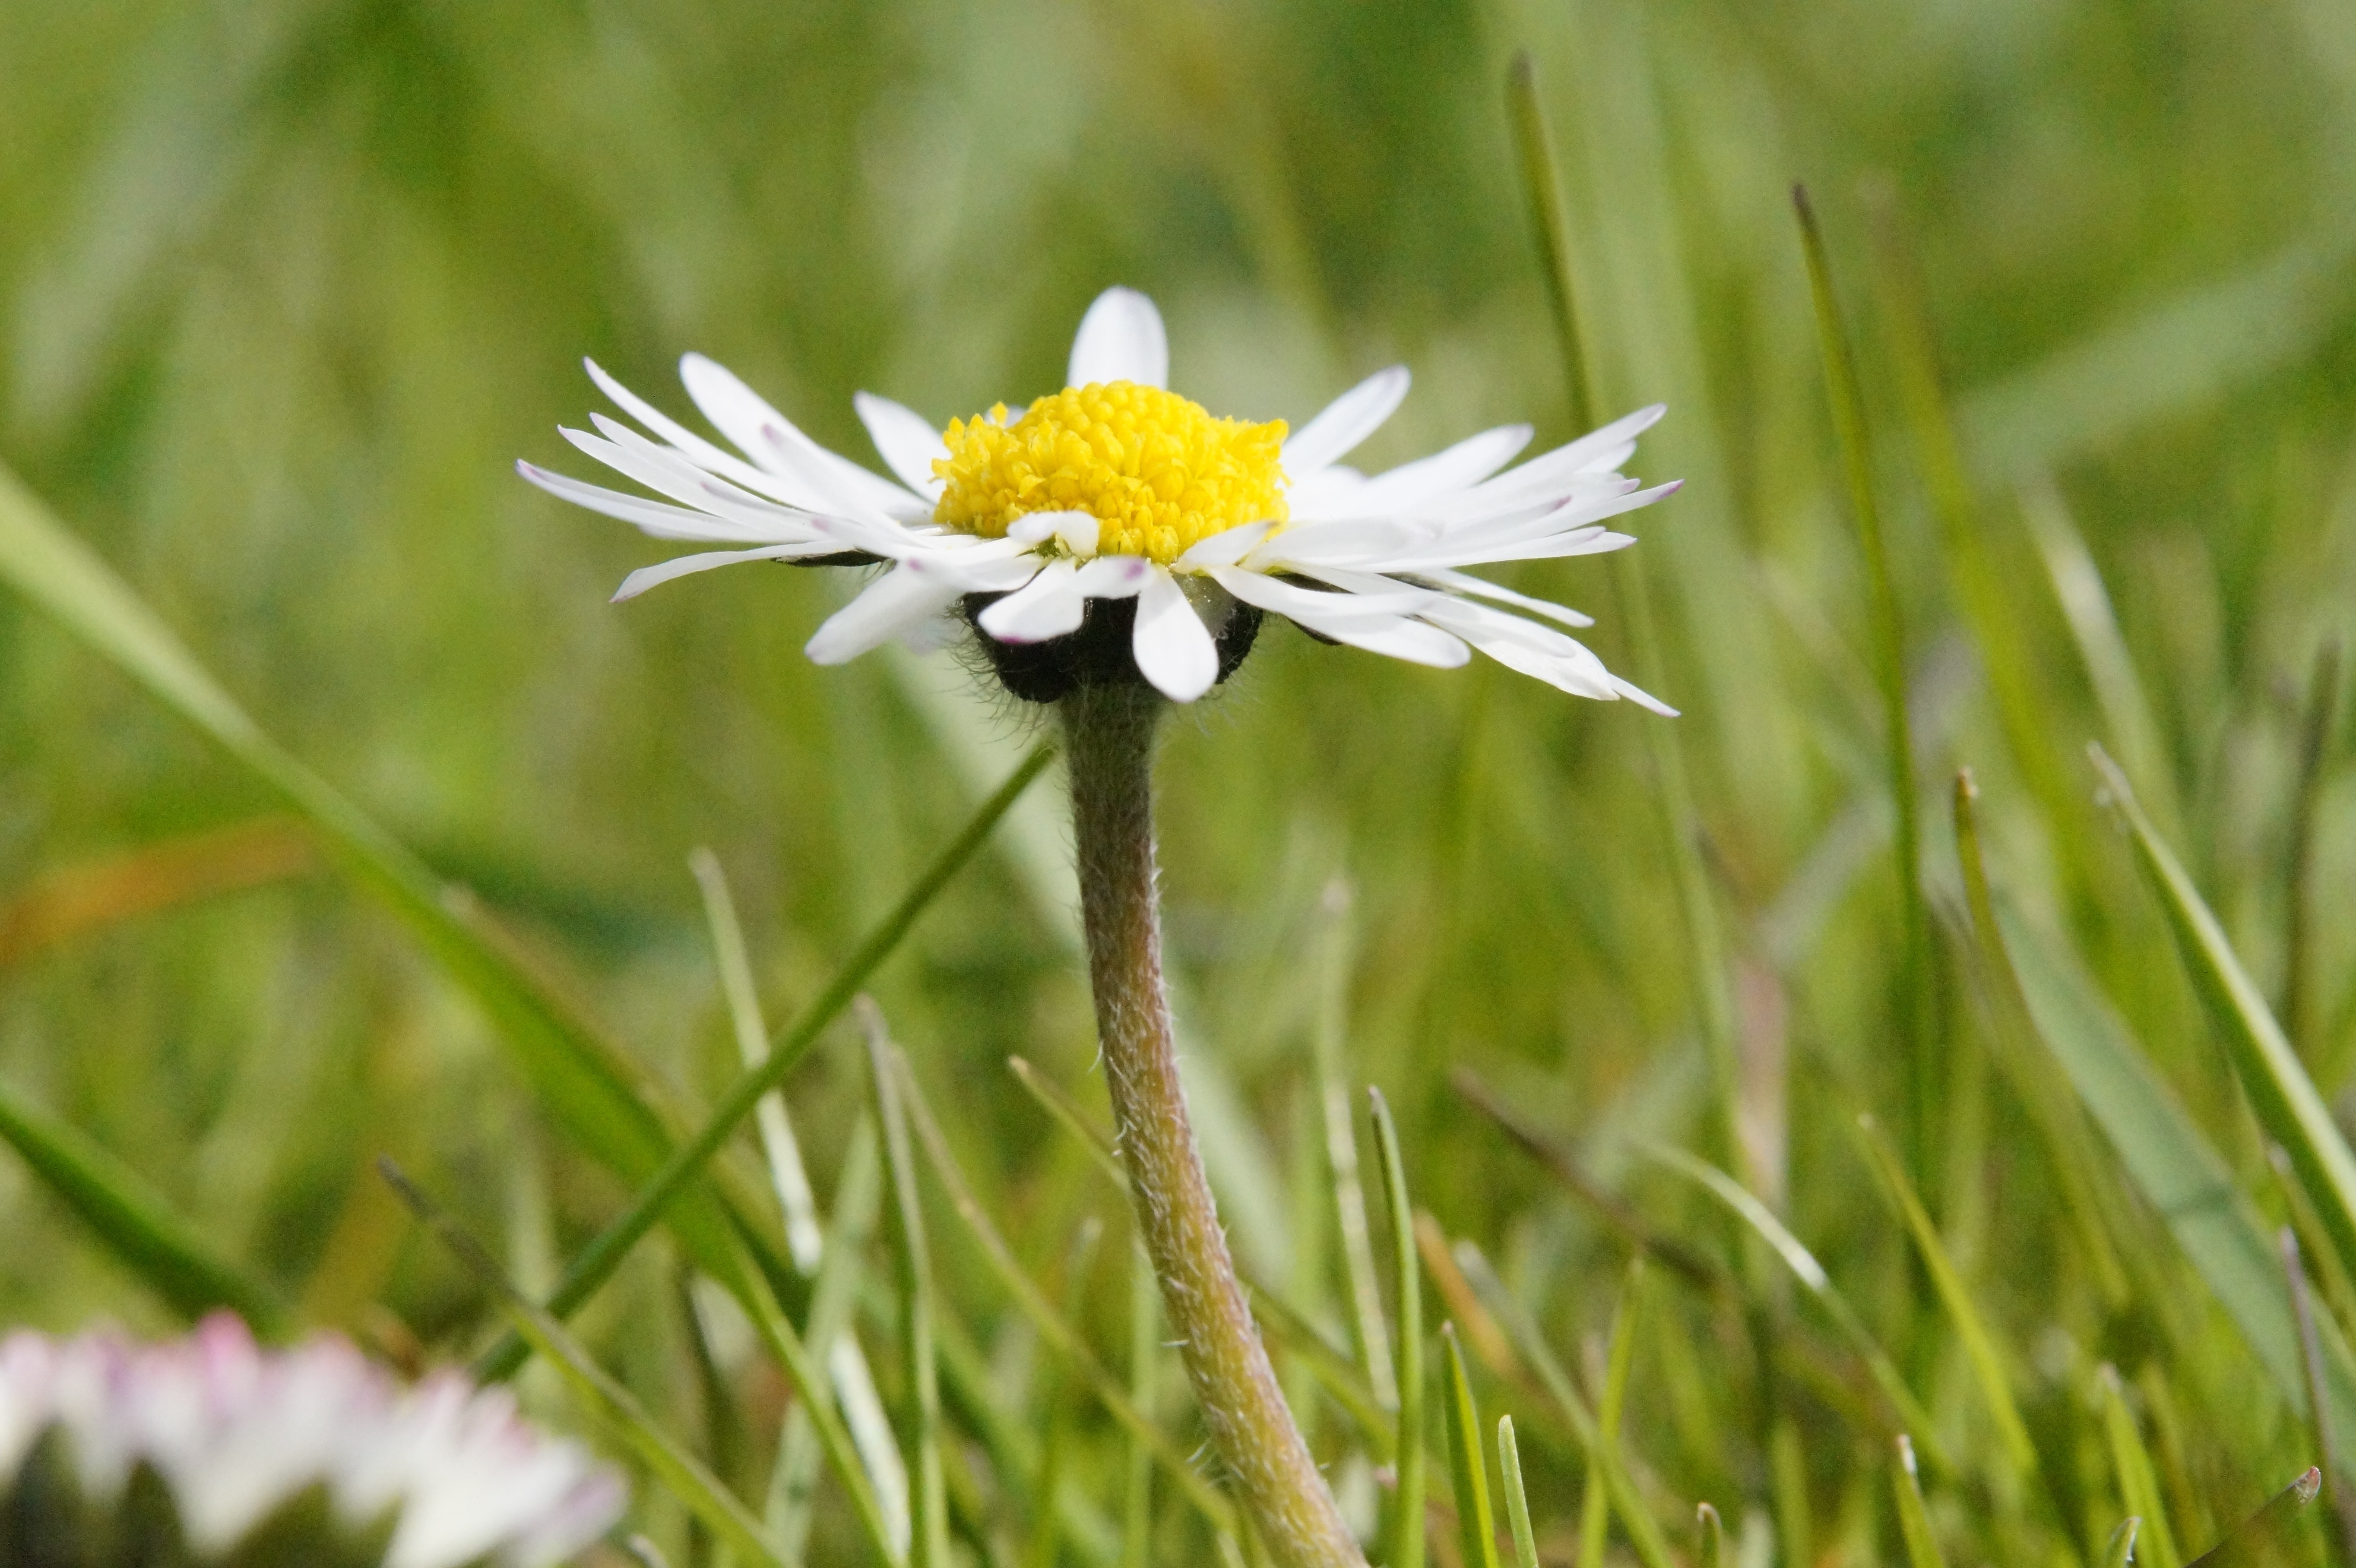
left=1316, top=877, right=1397, bottom=1408
left=697, top=852, right=912, bottom=1558
left=1644, top=1143, right=1946, bottom=1467
left=1372, top=1087, right=1426, bottom=1568
left=2023, top=482, right=2186, bottom=841
left=1126, top=1242, right=1159, bottom=1568
left=1951, top=771, right=2134, bottom=1309
left=1793, top=184, right=1934, bottom=1191
left=2098, top=1366, right=2183, bottom=1568
left=1441, top=1326, right=1501, bottom=1568
left=1849, top=1113, right=2037, bottom=1480
left=1061, top=682, right=1355, bottom=1568
left=1891, top=1436, right=1946, bottom=1568
left=2187, top=1469, right=2323, bottom=1566
left=1696, top=1503, right=1725, bottom=1568
left=475, top=740, right=1055, bottom=1383
left=2090, top=743, right=2356, bottom=1289
left=1010, top=1055, right=1394, bottom=1451
left=1577, top=1261, right=1644, bottom=1568
left=2280, top=1227, right=2356, bottom=1566
left=1506, top=51, right=1746, bottom=1193
left=1498, top=1418, right=1540, bottom=1568
left=770, top=1118, right=898, bottom=1563
left=1024, top=1219, right=1104, bottom=1568
left=379, top=1160, right=786, bottom=1568
left=1450, top=1243, right=1677, bottom=1568
left=890, top=1047, right=1239, bottom=1534
left=868, top=1012, right=947, bottom=1568
left=2285, top=642, right=2343, bottom=1066
left=1860, top=185, right=2078, bottom=835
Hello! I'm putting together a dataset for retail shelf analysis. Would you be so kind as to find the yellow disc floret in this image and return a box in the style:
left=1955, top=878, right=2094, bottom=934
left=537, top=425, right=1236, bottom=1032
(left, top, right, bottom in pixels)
left=933, top=382, right=1287, bottom=564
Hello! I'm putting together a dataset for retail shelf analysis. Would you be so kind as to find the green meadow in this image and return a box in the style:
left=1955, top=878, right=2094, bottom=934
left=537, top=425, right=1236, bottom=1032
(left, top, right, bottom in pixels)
left=3, top=0, right=2355, bottom=1563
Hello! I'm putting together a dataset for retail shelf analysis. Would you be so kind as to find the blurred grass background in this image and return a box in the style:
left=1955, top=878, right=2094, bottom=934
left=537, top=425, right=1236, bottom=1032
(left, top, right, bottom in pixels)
left=4, top=0, right=2356, bottom=1563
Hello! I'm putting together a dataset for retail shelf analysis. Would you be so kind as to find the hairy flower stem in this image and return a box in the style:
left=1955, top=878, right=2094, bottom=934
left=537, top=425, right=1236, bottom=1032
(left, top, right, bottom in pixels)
left=1063, top=681, right=1366, bottom=1568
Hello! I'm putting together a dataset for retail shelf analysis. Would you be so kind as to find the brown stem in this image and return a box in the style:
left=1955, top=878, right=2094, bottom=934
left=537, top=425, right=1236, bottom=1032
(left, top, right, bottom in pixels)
left=1063, top=681, right=1366, bottom=1568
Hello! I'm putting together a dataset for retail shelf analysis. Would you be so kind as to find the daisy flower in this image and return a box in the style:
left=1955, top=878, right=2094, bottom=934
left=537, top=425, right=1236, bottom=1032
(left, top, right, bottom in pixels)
left=0, top=1315, right=623, bottom=1567
left=522, top=287, right=1679, bottom=708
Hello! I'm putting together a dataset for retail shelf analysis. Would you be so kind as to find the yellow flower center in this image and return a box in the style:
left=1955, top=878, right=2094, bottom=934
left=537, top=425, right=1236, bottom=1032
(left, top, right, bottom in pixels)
left=933, top=382, right=1288, bottom=565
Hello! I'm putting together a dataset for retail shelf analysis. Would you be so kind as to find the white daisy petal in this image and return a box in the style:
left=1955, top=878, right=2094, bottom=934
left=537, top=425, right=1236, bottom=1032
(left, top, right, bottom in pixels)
left=977, top=560, right=1085, bottom=642
left=560, top=422, right=817, bottom=534
left=1427, top=484, right=1676, bottom=567
left=1131, top=567, right=1219, bottom=701
left=1007, top=510, right=1101, bottom=556
left=1074, top=554, right=1153, bottom=597
left=904, top=545, right=1047, bottom=592
left=1067, top=287, right=1169, bottom=390
left=612, top=546, right=816, bottom=602
left=853, top=392, right=950, bottom=502
left=1312, top=614, right=1472, bottom=668
left=1408, top=567, right=1595, bottom=629
left=1414, top=597, right=1622, bottom=697
left=1281, top=365, right=1411, bottom=476
left=1173, top=519, right=1278, bottom=571
left=518, top=461, right=807, bottom=544
left=583, top=357, right=829, bottom=511
left=1305, top=424, right=1533, bottom=518
left=971, top=553, right=1148, bottom=643
left=1609, top=673, right=1680, bottom=716
left=807, top=567, right=971, bottom=664
left=1207, top=565, right=1438, bottom=623
left=1244, top=516, right=1433, bottom=572
left=678, top=353, right=920, bottom=522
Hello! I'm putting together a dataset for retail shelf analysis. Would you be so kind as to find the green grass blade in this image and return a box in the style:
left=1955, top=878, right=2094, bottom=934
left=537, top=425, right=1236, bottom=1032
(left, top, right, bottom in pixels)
left=1452, top=1243, right=1678, bottom=1568
left=2278, top=1227, right=2356, bottom=1567
left=1450, top=1069, right=1726, bottom=1292
left=1314, top=878, right=1397, bottom=1410
left=2285, top=641, right=2344, bottom=1066
left=1441, top=1326, right=1500, bottom=1568
left=2100, top=1366, right=2183, bottom=1568
left=2027, top=490, right=2183, bottom=838
left=1849, top=1112, right=2037, bottom=1478
left=1497, top=1417, right=1540, bottom=1568
left=1793, top=183, right=1932, bottom=1182
left=1578, top=1259, right=1643, bottom=1568
left=1125, top=1240, right=1158, bottom=1568
left=868, top=1010, right=946, bottom=1568
left=0, top=1077, right=286, bottom=1335
left=1006, top=1055, right=1392, bottom=1452
left=1506, top=50, right=1596, bottom=432
left=1953, top=770, right=2132, bottom=1309
left=1891, top=1435, right=1947, bottom=1568
left=2091, top=743, right=2356, bottom=1291
left=1862, top=190, right=2078, bottom=835
left=1696, top=1503, right=1724, bottom=1568
left=1372, top=1086, right=1426, bottom=1568
left=2186, top=1469, right=2323, bottom=1566
left=377, top=1160, right=783, bottom=1568
left=475, top=740, right=1055, bottom=1381
left=1507, top=53, right=1746, bottom=1192
left=1999, top=887, right=2356, bottom=1449
left=891, top=1047, right=1238, bottom=1536
left=0, top=463, right=759, bottom=1296
left=1642, top=1142, right=1945, bottom=1467
left=692, top=848, right=823, bottom=1271
left=767, top=1116, right=909, bottom=1565
left=2108, top=1519, right=2144, bottom=1568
